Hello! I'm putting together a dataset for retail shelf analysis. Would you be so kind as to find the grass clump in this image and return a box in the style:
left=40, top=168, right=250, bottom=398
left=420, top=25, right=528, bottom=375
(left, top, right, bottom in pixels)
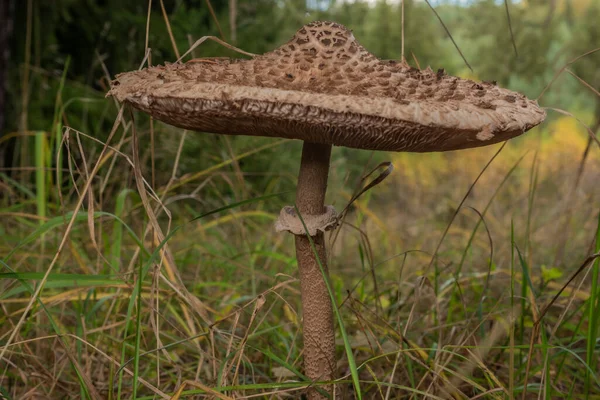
left=1, top=1, right=600, bottom=399
left=1, top=111, right=599, bottom=398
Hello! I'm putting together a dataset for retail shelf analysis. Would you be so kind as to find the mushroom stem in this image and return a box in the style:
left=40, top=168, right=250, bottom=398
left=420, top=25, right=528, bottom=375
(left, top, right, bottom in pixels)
left=294, top=142, right=336, bottom=398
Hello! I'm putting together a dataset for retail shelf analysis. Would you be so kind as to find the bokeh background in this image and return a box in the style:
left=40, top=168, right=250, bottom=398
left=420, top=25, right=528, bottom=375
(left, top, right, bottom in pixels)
left=1, top=0, right=599, bottom=399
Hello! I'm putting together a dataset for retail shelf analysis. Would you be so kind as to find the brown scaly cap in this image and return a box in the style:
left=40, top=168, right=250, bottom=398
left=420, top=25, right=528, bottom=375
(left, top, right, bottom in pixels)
left=108, top=21, right=545, bottom=152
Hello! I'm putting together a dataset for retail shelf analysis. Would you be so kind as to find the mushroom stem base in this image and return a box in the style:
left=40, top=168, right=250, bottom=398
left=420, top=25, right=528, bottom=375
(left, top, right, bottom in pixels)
left=295, top=233, right=336, bottom=397
left=294, top=142, right=335, bottom=399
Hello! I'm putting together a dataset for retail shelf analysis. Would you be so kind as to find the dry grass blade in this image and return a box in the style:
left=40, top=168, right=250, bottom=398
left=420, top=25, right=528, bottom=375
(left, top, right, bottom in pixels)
left=145, top=0, right=152, bottom=51
left=544, top=107, right=600, bottom=148
left=424, top=143, right=507, bottom=286
left=538, top=252, right=600, bottom=324
left=338, top=161, right=394, bottom=221
left=170, top=380, right=234, bottom=400
left=424, top=0, right=472, bottom=72
left=537, top=47, right=600, bottom=101
left=469, top=388, right=508, bottom=399
left=158, top=130, right=187, bottom=204
left=550, top=259, right=594, bottom=338
left=565, top=68, right=600, bottom=98
left=521, top=251, right=600, bottom=399
left=204, top=0, right=225, bottom=40
left=443, top=307, right=519, bottom=397
left=231, top=295, right=266, bottom=388
left=146, top=0, right=156, bottom=189
left=57, top=339, right=103, bottom=400
left=411, top=51, right=421, bottom=70
left=176, top=36, right=256, bottom=63
left=464, top=206, right=494, bottom=305
left=0, top=107, right=124, bottom=363
left=0, top=212, right=47, bottom=221
left=159, top=0, right=180, bottom=59
left=2, top=334, right=168, bottom=398
left=160, top=140, right=283, bottom=195
left=401, top=0, right=405, bottom=62
left=229, top=0, right=237, bottom=43
left=504, top=0, right=518, bottom=57
left=138, top=47, right=152, bottom=70
left=128, top=110, right=212, bottom=325
left=211, top=278, right=297, bottom=330
left=71, top=130, right=112, bottom=270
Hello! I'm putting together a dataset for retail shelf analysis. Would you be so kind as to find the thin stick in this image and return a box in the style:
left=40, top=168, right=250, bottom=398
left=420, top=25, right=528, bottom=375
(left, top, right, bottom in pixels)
left=205, top=0, right=225, bottom=40
left=159, top=0, right=180, bottom=59
left=401, top=0, right=405, bottom=62
left=146, top=0, right=156, bottom=188
left=504, top=0, right=518, bottom=57
left=537, top=47, right=600, bottom=101
left=424, top=0, right=472, bottom=72
left=229, top=0, right=237, bottom=43
left=145, top=0, right=152, bottom=51
left=176, top=36, right=256, bottom=63
left=411, top=52, right=421, bottom=70
left=566, top=68, right=600, bottom=97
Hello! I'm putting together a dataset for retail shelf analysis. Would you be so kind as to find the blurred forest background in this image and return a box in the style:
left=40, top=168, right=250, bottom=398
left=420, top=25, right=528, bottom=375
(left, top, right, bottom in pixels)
left=2, top=0, right=600, bottom=178
left=1, top=0, right=600, bottom=399
left=2, top=0, right=600, bottom=170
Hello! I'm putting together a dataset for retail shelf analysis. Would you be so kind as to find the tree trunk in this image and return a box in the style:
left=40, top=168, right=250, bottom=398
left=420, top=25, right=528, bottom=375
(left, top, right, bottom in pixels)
left=0, top=0, right=14, bottom=170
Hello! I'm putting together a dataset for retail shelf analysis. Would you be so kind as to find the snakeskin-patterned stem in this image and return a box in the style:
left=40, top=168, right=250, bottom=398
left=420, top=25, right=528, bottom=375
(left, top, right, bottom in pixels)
left=294, top=142, right=336, bottom=399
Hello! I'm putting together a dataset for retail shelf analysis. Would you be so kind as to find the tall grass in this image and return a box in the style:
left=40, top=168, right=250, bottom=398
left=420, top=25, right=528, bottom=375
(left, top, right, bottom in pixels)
left=2, top=112, right=600, bottom=400
left=1, top=2, right=600, bottom=400
left=3, top=94, right=600, bottom=399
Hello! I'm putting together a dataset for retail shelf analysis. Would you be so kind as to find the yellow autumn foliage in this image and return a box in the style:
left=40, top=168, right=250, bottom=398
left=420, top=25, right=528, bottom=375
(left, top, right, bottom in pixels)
left=390, top=116, right=598, bottom=192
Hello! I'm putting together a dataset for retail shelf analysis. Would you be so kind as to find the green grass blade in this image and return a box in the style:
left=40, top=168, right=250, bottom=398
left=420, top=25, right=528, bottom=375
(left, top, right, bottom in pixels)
left=0, top=272, right=125, bottom=283
left=516, top=245, right=531, bottom=347
left=585, top=212, right=600, bottom=398
left=0, top=172, right=35, bottom=199
left=110, top=189, right=135, bottom=271
left=132, top=255, right=144, bottom=399
left=115, top=192, right=288, bottom=396
left=0, top=260, right=93, bottom=398
left=510, top=220, right=516, bottom=393
left=455, top=153, right=526, bottom=278
left=34, top=131, right=46, bottom=225
left=3, top=211, right=146, bottom=263
left=52, top=56, right=70, bottom=194
left=190, top=191, right=290, bottom=222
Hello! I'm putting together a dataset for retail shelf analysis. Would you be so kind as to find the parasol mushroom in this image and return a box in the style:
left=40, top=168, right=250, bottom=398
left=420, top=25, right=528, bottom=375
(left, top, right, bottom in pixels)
left=108, top=21, right=545, bottom=398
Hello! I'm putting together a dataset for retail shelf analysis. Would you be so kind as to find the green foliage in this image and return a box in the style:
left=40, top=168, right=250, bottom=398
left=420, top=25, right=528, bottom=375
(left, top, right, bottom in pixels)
left=541, top=265, right=563, bottom=282
left=4, top=0, right=599, bottom=186
left=569, top=2, right=600, bottom=101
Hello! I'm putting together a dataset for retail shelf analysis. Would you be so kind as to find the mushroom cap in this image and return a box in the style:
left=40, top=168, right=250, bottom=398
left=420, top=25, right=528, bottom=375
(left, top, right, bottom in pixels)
left=108, top=21, right=545, bottom=152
